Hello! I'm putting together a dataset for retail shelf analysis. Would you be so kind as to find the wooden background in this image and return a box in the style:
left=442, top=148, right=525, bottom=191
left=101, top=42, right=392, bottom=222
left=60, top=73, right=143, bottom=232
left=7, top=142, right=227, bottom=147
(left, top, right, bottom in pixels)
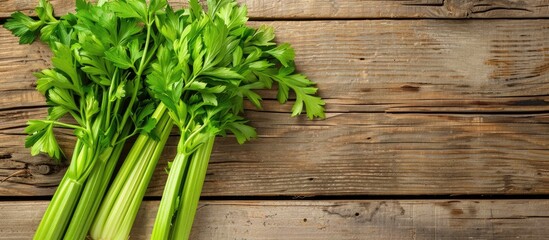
left=1, top=0, right=549, bottom=239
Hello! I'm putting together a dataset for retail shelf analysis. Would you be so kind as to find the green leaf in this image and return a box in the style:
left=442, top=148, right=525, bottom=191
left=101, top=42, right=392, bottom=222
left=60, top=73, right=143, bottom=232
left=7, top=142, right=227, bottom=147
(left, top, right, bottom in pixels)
left=243, top=47, right=262, bottom=64
left=186, top=81, right=207, bottom=91
left=266, top=43, right=294, bottom=67
left=165, top=161, right=173, bottom=173
left=136, top=102, right=156, bottom=125
left=25, top=121, right=63, bottom=161
left=48, top=88, right=79, bottom=111
left=104, top=46, right=134, bottom=69
left=217, top=2, right=247, bottom=30
left=301, top=94, right=325, bottom=119
left=36, top=0, right=56, bottom=22
left=204, top=85, right=226, bottom=94
left=141, top=118, right=157, bottom=134
left=85, top=92, right=100, bottom=118
left=192, top=51, right=205, bottom=76
left=276, top=82, right=289, bottom=104
left=34, top=73, right=54, bottom=95
left=77, top=0, right=93, bottom=9
left=254, top=70, right=274, bottom=89
left=203, top=20, right=228, bottom=66
left=286, top=73, right=315, bottom=87
left=118, top=19, right=144, bottom=45
left=201, top=67, right=243, bottom=80
left=248, top=60, right=273, bottom=71
left=250, top=25, right=275, bottom=46
left=174, top=100, right=188, bottom=127
left=216, top=2, right=234, bottom=27
left=201, top=93, right=217, bottom=106
left=107, top=0, right=147, bottom=21
left=128, top=38, right=143, bottom=64
left=24, top=120, right=50, bottom=135
left=290, top=97, right=303, bottom=116
left=39, top=21, right=61, bottom=44
left=232, top=45, right=243, bottom=67
left=48, top=106, right=69, bottom=120
left=274, top=74, right=325, bottom=119
left=78, top=34, right=108, bottom=57
left=226, top=121, right=256, bottom=144
left=149, top=0, right=167, bottom=15
left=80, top=60, right=109, bottom=78
left=4, top=12, right=42, bottom=44
left=174, top=39, right=190, bottom=75
left=52, top=43, right=80, bottom=86
left=189, top=0, right=203, bottom=20
left=34, top=69, right=79, bottom=95
left=111, top=82, right=127, bottom=101
left=240, top=88, right=262, bottom=109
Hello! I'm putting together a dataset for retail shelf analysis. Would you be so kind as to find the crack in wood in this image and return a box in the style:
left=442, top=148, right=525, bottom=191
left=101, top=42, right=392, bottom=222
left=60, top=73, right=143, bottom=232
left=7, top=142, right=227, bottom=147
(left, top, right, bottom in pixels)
left=453, top=216, right=549, bottom=220
left=385, top=110, right=549, bottom=115
left=509, top=99, right=549, bottom=106
left=472, top=7, right=533, bottom=14
left=402, top=0, right=445, bottom=7
left=0, top=104, right=48, bottom=113
left=1, top=169, right=31, bottom=182
left=322, top=202, right=387, bottom=222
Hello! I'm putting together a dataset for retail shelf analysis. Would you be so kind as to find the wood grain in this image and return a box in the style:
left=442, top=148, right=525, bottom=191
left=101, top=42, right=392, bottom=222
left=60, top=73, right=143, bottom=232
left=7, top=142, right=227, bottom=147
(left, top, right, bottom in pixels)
left=1, top=20, right=548, bottom=196
left=2, top=0, right=548, bottom=237
left=2, top=110, right=549, bottom=196
left=2, top=20, right=548, bottom=113
left=1, top=0, right=549, bottom=19
left=1, top=200, right=548, bottom=239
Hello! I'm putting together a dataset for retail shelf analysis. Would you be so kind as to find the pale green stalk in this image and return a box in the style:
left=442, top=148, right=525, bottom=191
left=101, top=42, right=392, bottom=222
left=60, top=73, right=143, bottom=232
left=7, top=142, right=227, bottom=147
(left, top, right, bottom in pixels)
left=34, top=176, right=82, bottom=239
left=33, top=140, right=86, bottom=240
left=151, top=142, right=190, bottom=239
left=114, top=125, right=172, bottom=239
left=89, top=133, right=153, bottom=237
left=63, top=125, right=130, bottom=239
left=171, top=134, right=215, bottom=239
left=90, top=103, right=173, bottom=239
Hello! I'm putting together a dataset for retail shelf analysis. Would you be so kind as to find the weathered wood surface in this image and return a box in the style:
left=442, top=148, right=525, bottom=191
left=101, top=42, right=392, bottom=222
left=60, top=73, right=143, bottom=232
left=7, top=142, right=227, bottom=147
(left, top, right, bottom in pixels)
left=1, top=20, right=548, bottom=196
left=2, top=0, right=549, bottom=19
left=2, top=111, right=549, bottom=196
left=1, top=200, right=548, bottom=239
left=2, top=20, right=549, bottom=112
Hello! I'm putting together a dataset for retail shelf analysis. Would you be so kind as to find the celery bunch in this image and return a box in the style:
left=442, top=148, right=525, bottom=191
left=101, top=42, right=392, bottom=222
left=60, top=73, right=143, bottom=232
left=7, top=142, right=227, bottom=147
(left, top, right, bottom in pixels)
left=6, top=0, right=324, bottom=239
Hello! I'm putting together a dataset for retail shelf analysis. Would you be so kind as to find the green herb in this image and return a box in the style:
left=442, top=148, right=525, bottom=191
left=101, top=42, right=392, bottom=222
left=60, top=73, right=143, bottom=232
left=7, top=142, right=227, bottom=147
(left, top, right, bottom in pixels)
left=91, top=0, right=324, bottom=239
left=5, top=0, right=161, bottom=239
left=6, top=0, right=324, bottom=239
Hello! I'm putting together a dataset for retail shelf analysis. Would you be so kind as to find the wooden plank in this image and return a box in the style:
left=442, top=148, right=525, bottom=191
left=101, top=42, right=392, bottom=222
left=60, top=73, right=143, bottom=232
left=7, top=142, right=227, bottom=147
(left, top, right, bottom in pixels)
left=2, top=20, right=548, bottom=113
left=1, top=200, right=548, bottom=239
left=2, top=110, right=549, bottom=196
left=1, top=0, right=549, bottom=19
left=1, top=19, right=549, bottom=196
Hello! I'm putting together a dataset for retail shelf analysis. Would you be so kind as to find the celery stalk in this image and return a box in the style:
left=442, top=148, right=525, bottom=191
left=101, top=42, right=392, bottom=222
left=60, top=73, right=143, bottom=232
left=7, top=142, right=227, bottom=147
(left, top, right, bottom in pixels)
left=171, top=135, right=215, bottom=239
left=33, top=140, right=86, bottom=240
left=90, top=104, right=173, bottom=239
left=63, top=125, right=131, bottom=239
left=151, top=150, right=191, bottom=239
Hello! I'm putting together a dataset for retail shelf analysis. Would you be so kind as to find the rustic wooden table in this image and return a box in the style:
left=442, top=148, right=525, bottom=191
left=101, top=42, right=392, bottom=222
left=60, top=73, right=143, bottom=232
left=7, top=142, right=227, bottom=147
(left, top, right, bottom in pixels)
left=1, top=0, right=549, bottom=239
